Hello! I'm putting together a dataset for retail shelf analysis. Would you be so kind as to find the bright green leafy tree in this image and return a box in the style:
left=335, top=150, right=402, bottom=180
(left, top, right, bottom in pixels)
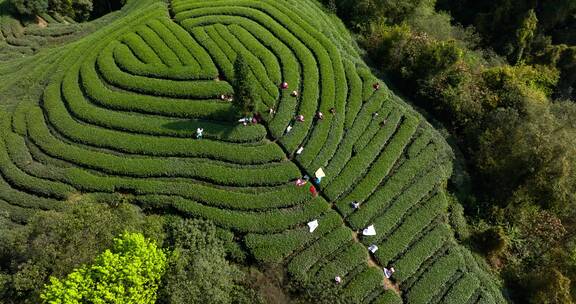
left=40, top=232, right=167, bottom=304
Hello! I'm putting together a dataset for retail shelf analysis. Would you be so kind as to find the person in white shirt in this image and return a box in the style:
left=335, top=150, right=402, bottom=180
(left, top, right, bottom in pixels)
left=196, top=128, right=204, bottom=139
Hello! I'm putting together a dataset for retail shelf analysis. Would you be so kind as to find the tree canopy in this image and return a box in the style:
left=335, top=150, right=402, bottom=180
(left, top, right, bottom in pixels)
left=8, top=0, right=125, bottom=21
left=158, top=218, right=262, bottom=304
left=232, top=54, right=258, bottom=116
left=8, top=0, right=48, bottom=16
left=40, top=232, right=167, bottom=304
left=0, top=200, right=164, bottom=303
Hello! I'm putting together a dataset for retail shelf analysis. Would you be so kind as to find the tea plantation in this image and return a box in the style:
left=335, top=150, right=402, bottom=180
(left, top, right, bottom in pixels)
left=0, top=0, right=506, bottom=303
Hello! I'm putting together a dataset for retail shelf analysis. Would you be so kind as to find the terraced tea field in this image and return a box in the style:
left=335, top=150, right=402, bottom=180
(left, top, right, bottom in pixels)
left=0, top=0, right=506, bottom=303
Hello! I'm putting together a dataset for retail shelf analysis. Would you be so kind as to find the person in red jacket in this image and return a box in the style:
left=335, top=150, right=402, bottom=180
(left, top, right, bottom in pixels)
left=310, top=185, right=318, bottom=197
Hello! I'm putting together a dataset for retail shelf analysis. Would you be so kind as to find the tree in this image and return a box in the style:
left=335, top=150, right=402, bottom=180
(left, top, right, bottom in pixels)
left=474, top=226, right=508, bottom=257
left=526, top=268, right=574, bottom=304
left=71, top=0, right=94, bottom=21
left=46, top=0, right=93, bottom=21
left=517, top=210, right=566, bottom=261
left=0, top=200, right=164, bottom=303
left=232, top=54, right=258, bottom=116
left=326, top=0, right=337, bottom=14
left=158, top=218, right=262, bottom=304
left=515, top=9, right=538, bottom=64
left=41, top=232, right=167, bottom=304
left=91, top=0, right=125, bottom=19
left=9, top=0, right=48, bottom=16
left=474, top=99, right=576, bottom=213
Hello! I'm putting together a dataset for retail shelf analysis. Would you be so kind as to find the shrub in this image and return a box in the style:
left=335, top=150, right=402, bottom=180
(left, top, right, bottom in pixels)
left=64, top=62, right=266, bottom=142
left=43, top=83, right=285, bottom=165
left=392, top=224, right=451, bottom=283
left=444, top=273, right=481, bottom=304
left=373, top=192, right=447, bottom=265
left=342, top=267, right=384, bottom=303
left=335, top=113, right=419, bottom=215
left=97, top=42, right=230, bottom=98
left=346, top=147, right=446, bottom=230
left=406, top=248, right=465, bottom=304
left=215, top=24, right=277, bottom=102
left=134, top=24, right=180, bottom=66
left=136, top=195, right=330, bottom=234
left=315, top=242, right=368, bottom=280
left=288, top=226, right=353, bottom=279
left=322, top=92, right=388, bottom=186
left=245, top=211, right=342, bottom=263
left=325, top=111, right=412, bottom=201
left=372, top=290, right=403, bottom=304
left=449, top=197, right=471, bottom=241
left=158, top=218, right=259, bottom=304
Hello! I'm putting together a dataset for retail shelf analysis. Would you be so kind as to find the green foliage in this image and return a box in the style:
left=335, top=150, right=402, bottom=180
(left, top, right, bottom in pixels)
left=40, top=232, right=167, bottom=304
left=406, top=248, right=465, bottom=303
left=392, top=224, right=451, bottom=282
left=329, top=0, right=576, bottom=302
left=10, top=0, right=100, bottom=22
left=510, top=209, right=567, bottom=265
left=136, top=195, right=329, bottom=234
left=474, top=101, right=576, bottom=213
left=526, top=268, right=573, bottom=304
left=449, top=196, right=470, bottom=241
left=514, top=9, right=538, bottom=63
left=362, top=23, right=488, bottom=127
left=372, top=192, right=448, bottom=265
left=330, top=0, right=431, bottom=28
left=357, top=1, right=574, bottom=256
left=158, top=218, right=261, bottom=304
left=444, top=272, right=480, bottom=304
left=482, top=64, right=559, bottom=105
left=327, top=110, right=418, bottom=203
left=289, top=279, right=351, bottom=304
left=45, top=0, right=94, bottom=21
left=436, top=0, right=576, bottom=98
left=315, top=243, right=367, bottom=281
left=0, top=201, right=163, bottom=303
left=245, top=211, right=343, bottom=263
left=343, top=138, right=446, bottom=227
left=341, top=267, right=383, bottom=302
left=232, top=54, right=258, bottom=115
left=473, top=227, right=508, bottom=257
left=372, top=291, right=403, bottom=304
left=287, top=227, right=353, bottom=279
left=9, top=0, right=48, bottom=16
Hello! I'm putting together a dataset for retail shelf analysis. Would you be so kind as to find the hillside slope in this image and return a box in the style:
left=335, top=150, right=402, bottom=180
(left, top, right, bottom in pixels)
left=0, top=0, right=505, bottom=303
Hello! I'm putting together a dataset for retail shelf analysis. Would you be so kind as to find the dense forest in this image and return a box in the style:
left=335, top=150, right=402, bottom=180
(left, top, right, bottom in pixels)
left=321, top=0, right=576, bottom=302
